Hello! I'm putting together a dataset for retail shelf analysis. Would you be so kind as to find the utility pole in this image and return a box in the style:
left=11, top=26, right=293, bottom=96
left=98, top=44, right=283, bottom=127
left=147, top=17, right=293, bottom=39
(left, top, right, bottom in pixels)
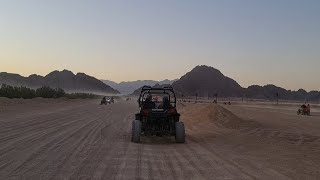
left=242, top=93, right=244, bottom=103
left=214, top=93, right=218, bottom=103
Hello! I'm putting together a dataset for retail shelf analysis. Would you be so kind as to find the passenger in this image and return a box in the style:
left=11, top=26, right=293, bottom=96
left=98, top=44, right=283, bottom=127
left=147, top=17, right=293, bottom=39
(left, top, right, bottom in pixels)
left=158, top=97, right=173, bottom=110
left=307, top=104, right=311, bottom=115
left=143, top=94, right=156, bottom=109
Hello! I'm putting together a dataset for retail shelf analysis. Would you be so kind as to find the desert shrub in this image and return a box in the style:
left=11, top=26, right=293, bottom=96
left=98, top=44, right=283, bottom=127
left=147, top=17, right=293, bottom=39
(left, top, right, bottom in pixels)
left=19, top=86, right=36, bottom=99
left=0, top=84, right=98, bottom=99
left=54, top=88, right=66, bottom=98
left=35, top=86, right=65, bottom=98
left=35, top=86, right=57, bottom=98
left=0, top=84, right=36, bottom=99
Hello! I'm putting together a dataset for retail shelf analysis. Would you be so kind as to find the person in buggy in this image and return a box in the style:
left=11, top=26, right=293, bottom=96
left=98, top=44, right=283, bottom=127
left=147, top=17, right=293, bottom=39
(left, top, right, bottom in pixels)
left=158, top=96, right=173, bottom=110
left=100, top=96, right=107, bottom=105
left=142, top=94, right=156, bottom=109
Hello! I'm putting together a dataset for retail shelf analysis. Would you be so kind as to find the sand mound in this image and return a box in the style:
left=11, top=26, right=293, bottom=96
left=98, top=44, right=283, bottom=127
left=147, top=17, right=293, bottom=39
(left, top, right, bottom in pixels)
left=180, top=103, right=260, bottom=130
left=211, top=104, right=261, bottom=129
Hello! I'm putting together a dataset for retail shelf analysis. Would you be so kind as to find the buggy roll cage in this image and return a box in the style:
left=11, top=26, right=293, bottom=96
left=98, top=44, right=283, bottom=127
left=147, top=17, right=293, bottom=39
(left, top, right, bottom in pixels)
left=138, top=86, right=177, bottom=108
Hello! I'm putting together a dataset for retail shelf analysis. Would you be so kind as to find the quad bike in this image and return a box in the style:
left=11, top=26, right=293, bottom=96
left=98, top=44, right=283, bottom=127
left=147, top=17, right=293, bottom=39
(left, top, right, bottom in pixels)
left=223, top=102, right=231, bottom=105
left=132, top=86, right=185, bottom=143
left=100, top=97, right=114, bottom=105
left=297, top=107, right=310, bottom=116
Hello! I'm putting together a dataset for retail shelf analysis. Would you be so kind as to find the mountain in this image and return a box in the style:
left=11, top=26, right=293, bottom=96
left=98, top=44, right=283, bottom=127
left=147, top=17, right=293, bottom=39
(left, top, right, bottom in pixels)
left=0, top=70, right=119, bottom=94
left=172, top=65, right=243, bottom=97
left=102, top=79, right=177, bottom=94
left=164, top=65, right=319, bottom=102
left=246, top=84, right=319, bottom=102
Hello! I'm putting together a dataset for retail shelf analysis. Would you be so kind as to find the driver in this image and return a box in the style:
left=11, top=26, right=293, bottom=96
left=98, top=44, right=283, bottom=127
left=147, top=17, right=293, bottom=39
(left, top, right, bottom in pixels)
left=307, top=104, right=311, bottom=115
left=143, top=94, right=156, bottom=109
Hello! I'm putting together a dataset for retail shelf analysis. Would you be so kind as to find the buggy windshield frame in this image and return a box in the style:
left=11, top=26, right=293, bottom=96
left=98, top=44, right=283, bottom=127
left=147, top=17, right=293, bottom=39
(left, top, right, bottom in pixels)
left=138, top=86, right=177, bottom=108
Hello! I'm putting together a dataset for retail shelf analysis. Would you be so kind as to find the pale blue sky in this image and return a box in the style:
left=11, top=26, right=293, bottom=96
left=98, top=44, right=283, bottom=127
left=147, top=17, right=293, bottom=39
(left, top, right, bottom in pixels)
left=0, top=0, right=319, bottom=91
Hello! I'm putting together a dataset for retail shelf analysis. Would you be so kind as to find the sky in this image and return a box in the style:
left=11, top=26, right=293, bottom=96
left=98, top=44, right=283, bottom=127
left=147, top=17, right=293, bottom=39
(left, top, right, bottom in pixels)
left=0, top=0, right=319, bottom=91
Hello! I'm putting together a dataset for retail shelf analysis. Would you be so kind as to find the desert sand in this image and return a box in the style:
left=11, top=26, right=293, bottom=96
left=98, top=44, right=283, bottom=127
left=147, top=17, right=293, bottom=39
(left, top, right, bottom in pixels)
left=0, top=98, right=319, bottom=179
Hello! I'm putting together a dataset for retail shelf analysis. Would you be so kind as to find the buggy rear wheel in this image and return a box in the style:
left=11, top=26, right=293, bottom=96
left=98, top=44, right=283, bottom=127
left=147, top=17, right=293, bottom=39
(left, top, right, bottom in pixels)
left=132, top=120, right=141, bottom=143
left=175, top=122, right=185, bottom=143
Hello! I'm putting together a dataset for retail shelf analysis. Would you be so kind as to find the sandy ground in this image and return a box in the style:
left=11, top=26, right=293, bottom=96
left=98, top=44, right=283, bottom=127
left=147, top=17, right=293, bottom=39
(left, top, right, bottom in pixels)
left=0, top=98, right=320, bottom=180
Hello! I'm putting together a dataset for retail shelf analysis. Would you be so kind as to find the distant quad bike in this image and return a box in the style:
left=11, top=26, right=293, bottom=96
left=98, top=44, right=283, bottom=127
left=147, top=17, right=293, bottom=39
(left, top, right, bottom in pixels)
left=100, top=97, right=114, bottom=105
left=297, top=105, right=310, bottom=116
left=132, top=86, right=185, bottom=143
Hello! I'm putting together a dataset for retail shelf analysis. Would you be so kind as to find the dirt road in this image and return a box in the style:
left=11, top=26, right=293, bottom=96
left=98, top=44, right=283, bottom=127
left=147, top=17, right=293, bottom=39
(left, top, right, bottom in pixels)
left=0, top=99, right=319, bottom=179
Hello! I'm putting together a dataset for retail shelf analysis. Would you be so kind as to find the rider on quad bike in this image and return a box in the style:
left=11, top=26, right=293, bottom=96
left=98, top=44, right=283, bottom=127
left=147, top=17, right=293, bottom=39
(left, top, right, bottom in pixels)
left=297, top=104, right=311, bottom=116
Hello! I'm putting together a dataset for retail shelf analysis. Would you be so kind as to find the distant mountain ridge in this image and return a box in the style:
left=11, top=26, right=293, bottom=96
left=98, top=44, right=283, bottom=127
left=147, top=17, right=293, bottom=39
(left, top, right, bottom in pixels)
left=0, top=70, right=119, bottom=94
left=131, top=83, right=172, bottom=95
left=246, top=84, right=319, bottom=102
left=129, top=65, right=319, bottom=102
left=2, top=66, right=319, bottom=102
left=102, top=79, right=177, bottom=94
left=170, top=65, right=320, bottom=102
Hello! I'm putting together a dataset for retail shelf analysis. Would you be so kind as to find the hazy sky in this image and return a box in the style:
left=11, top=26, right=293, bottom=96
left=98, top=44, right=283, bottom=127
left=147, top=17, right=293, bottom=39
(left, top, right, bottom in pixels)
left=1, top=0, right=319, bottom=91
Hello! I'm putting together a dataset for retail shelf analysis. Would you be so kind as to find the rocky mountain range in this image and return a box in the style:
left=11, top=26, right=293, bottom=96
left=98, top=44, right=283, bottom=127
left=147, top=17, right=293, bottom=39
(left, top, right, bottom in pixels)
left=102, top=79, right=176, bottom=95
left=0, top=70, right=119, bottom=94
left=1, top=66, right=319, bottom=102
left=246, top=84, right=320, bottom=102
left=130, top=65, right=319, bottom=102
left=172, top=65, right=319, bottom=102
left=131, top=83, right=172, bottom=96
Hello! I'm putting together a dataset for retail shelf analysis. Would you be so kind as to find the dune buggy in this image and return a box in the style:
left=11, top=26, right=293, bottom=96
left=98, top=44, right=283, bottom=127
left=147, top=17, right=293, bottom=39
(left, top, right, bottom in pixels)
left=100, top=97, right=114, bottom=105
left=132, top=86, right=185, bottom=143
